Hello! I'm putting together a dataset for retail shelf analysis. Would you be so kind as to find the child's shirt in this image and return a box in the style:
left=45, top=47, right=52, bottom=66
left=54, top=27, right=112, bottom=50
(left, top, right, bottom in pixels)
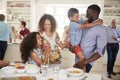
left=27, top=48, right=42, bottom=65
left=69, top=20, right=84, bottom=46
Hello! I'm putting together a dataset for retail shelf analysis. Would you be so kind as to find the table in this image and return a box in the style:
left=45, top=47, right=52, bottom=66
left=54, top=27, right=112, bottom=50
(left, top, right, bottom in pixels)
left=0, top=68, right=101, bottom=80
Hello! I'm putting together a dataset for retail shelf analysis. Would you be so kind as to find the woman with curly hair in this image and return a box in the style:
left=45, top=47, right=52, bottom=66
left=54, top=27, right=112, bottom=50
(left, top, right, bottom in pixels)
left=20, top=32, right=50, bottom=66
left=38, top=14, right=68, bottom=64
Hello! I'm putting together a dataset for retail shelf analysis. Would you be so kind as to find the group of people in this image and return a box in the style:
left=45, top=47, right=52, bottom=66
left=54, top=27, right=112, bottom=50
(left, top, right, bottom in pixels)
left=0, top=4, right=120, bottom=78
left=0, top=14, right=30, bottom=60
left=20, top=4, right=107, bottom=73
left=12, top=21, right=30, bottom=40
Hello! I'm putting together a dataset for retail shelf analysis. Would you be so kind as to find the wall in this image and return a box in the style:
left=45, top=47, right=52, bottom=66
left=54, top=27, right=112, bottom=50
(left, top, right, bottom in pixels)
left=34, top=0, right=104, bottom=29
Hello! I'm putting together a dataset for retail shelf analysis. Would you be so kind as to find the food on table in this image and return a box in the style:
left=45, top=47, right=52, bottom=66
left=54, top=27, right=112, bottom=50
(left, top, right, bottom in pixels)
left=48, top=78, right=54, bottom=80
left=16, top=66, right=25, bottom=69
left=69, top=70, right=81, bottom=74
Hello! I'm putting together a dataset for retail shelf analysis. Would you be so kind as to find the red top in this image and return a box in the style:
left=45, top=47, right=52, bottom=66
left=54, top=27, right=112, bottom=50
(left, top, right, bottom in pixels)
left=19, top=28, right=30, bottom=37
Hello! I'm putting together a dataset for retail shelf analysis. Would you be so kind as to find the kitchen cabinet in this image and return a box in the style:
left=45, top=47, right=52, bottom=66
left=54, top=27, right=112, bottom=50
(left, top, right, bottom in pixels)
left=103, top=0, right=120, bottom=26
left=6, top=0, right=31, bottom=30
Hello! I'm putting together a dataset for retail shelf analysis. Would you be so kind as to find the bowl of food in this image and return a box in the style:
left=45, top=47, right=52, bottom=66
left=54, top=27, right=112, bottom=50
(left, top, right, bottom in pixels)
left=25, top=64, right=39, bottom=74
left=66, top=68, right=83, bottom=77
left=1, top=66, right=16, bottom=76
left=16, top=66, right=26, bottom=73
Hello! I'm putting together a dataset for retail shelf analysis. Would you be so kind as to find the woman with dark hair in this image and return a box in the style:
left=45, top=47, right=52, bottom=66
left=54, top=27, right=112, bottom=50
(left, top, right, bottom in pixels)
left=20, top=32, right=50, bottom=66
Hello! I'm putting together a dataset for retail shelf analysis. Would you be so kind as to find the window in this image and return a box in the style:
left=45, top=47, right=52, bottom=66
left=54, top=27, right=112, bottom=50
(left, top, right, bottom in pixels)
left=40, top=4, right=88, bottom=40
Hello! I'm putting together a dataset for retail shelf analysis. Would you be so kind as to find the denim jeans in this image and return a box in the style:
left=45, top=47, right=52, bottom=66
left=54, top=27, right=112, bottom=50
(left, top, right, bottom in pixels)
left=0, top=41, right=7, bottom=60
left=107, top=43, right=119, bottom=73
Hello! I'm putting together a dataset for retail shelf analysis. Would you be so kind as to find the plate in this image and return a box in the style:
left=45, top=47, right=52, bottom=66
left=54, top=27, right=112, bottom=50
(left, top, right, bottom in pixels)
left=1, top=66, right=16, bottom=76
left=16, top=66, right=26, bottom=73
left=66, top=68, right=84, bottom=77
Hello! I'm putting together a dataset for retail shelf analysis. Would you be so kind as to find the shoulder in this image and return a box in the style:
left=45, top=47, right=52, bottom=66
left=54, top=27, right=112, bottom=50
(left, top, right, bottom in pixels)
left=25, top=28, right=30, bottom=32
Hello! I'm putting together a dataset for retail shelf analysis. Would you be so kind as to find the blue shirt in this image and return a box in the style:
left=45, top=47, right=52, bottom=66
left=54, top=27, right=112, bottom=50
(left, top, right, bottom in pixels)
left=80, top=19, right=107, bottom=65
left=69, top=20, right=83, bottom=46
left=106, top=26, right=120, bottom=43
left=0, top=21, right=12, bottom=41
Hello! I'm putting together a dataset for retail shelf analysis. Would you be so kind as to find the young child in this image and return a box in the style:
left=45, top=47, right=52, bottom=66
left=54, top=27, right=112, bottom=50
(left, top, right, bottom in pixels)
left=20, top=32, right=50, bottom=66
left=68, top=8, right=103, bottom=63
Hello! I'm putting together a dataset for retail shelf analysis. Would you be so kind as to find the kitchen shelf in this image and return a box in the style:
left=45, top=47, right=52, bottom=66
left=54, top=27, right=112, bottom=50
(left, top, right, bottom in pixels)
left=103, top=0, right=120, bottom=27
left=6, top=0, right=31, bottom=30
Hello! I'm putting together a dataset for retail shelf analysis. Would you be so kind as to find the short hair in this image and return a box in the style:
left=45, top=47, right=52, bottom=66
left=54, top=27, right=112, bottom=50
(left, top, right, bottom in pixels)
left=68, top=8, right=79, bottom=19
left=0, top=14, right=5, bottom=21
left=20, top=21, right=26, bottom=27
left=88, top=4, right=101, bottom=15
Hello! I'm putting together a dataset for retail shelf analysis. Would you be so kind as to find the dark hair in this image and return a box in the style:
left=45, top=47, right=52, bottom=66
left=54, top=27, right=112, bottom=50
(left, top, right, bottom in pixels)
left=20, top=21, right=26, bottom=27
left=68, top=8, right=79, bottom=19
left=88, top=4, right=101, bottom=15
left=38, top=14, right=56, bottom=33
left=0, top=14, right=5, bottom=21
left=20, top=32, right=40, bottom=63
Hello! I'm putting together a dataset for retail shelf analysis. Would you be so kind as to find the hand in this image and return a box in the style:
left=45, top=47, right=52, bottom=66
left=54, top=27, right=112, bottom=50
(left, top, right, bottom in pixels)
left=112, top=36, right=117, bottom=40
left=97, top=19, right=103, bottom=25
left=69, top=45, right=76, bottom=53
left=42, top=40, right=50, bottom=50
left=73, top=60, right=86, bottom=69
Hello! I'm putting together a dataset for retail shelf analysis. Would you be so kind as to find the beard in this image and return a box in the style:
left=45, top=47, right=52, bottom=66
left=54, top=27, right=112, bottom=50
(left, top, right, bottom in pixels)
left=87, top=18, right=93, bottom=23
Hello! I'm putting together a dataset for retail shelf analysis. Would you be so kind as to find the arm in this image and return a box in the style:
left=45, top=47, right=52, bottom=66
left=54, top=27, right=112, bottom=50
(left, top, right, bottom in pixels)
left=9, top=38, right=12, bottom=43
left=76, top=52, right=101, bottom=69
left=43, top=47, right=51, bottom=64
left=80, top=19, right=103, bottom=28
left=55, top=32, right=65, bottom=49
left=30, top=52, right=42, bottom=66
left=84, top=52, right=101, bottom=65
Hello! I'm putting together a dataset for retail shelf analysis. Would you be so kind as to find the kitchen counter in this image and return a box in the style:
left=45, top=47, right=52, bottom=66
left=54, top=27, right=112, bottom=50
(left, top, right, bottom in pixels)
left=3, top=43, right=22, bottom=62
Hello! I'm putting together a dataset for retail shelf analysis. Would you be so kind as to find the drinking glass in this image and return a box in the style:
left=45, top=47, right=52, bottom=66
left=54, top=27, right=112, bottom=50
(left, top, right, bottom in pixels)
left=53, top=64, right=60, bottom=73
left=41, top=64, right=48, bottom=76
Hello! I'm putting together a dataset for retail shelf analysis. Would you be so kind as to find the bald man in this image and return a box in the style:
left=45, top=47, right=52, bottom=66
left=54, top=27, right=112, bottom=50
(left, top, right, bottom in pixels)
left=106, top=19, right=120, bottom=78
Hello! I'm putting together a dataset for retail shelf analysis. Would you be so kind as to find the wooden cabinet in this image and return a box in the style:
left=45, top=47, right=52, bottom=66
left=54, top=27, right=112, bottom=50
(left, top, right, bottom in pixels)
left=103, top=0, right=120, bottom=26
left=6, top=0, right=31, bottom=29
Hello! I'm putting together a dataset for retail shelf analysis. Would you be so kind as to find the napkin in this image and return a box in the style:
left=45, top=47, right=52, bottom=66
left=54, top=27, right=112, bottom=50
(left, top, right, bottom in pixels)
left=1, top=76, right=36, bottom=80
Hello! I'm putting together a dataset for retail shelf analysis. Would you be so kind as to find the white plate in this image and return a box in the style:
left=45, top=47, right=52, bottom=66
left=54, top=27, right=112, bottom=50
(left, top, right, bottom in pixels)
left=66, top=68, right=84, bottom=77
left=1, top=66, right=16, bottom=76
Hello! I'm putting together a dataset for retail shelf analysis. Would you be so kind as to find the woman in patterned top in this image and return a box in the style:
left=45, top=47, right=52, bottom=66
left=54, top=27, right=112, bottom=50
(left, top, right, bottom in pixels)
left=38, top=14, right=68, bottom=64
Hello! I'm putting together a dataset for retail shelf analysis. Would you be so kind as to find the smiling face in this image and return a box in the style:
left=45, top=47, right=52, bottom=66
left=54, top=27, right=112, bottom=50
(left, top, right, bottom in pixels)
left=36, top=34, right=42, bottom=48
left=111, top=19, right=116, bottom=28
left=44, top=19, right=51, bottom=32
left=86, top=8, right=95, bottom=23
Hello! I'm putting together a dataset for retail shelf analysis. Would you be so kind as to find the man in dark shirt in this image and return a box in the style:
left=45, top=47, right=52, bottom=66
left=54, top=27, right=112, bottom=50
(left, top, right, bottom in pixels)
left=19, top=21, right=30, bottom=39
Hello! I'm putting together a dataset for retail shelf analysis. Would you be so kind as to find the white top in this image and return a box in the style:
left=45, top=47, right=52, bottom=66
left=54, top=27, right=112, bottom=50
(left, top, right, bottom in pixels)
left=42, top=32, right=57, bottom=50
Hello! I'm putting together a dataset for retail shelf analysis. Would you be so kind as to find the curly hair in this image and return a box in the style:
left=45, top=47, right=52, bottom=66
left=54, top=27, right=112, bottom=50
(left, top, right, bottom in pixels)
left=38, top=14, right=56, bottom=33
left=20, top=32, right=40, bottom=63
